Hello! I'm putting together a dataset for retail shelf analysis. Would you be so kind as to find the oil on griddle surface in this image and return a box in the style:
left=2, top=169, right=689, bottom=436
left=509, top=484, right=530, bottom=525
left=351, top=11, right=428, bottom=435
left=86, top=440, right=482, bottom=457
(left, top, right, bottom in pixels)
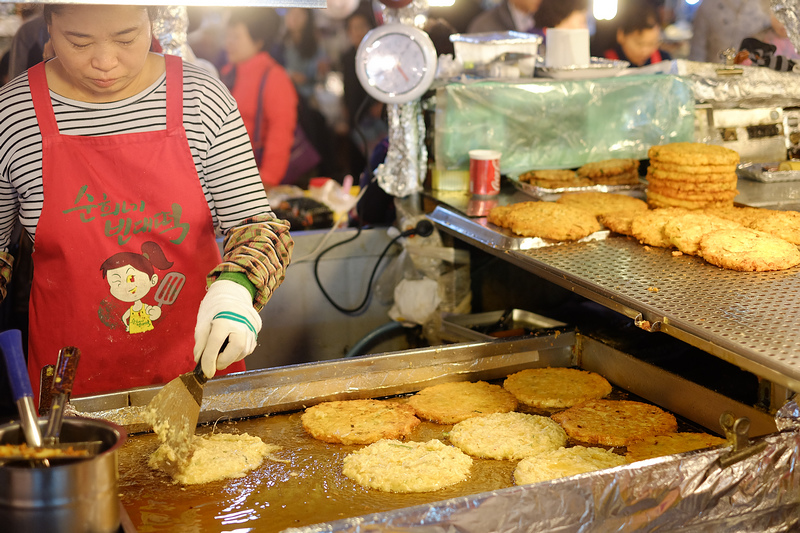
left=117, top=388, right=703, bottom=532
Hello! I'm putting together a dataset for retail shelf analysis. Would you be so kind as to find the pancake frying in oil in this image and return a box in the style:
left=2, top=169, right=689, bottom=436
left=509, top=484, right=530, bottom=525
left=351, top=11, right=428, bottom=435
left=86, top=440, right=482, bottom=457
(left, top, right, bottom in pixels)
left=448, top=411, right=567, bottom=460
left=513, top=446, right=627, bottom=485
left=342, top=439, right=473, bottom=493
left=503, top=367, right=612, bottom=409
left=301, top=399, right=420, bottom=445
left=408, top=381, right=519, bottom=424
left=625, top=432, right=727, bottom=462
left=551, top=399, right=678, bottom=447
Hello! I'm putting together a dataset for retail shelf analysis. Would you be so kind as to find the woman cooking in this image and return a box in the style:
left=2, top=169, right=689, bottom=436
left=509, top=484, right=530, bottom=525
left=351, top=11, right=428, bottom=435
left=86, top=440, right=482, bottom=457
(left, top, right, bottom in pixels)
left=0, top=4, right=293, bottom=403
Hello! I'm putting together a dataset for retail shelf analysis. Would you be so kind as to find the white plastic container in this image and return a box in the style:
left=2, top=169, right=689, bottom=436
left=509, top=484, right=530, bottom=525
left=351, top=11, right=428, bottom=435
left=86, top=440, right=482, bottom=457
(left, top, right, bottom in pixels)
left=449, top=31, right=542, bottom=73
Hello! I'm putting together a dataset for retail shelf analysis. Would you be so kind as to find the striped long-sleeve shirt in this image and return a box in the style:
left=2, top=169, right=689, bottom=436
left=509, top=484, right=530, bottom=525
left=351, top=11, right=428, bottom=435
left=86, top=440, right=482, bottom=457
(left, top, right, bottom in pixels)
left=0, top=58, right=292, bottom=308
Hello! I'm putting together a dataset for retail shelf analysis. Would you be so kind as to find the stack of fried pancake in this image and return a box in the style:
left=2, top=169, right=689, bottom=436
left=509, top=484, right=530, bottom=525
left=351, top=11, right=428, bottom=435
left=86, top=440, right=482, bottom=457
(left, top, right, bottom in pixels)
left=518, top=158, right=641, bottom=189
left=577, top=158, right=640, bottom=186
left=646, top=143, right=739, bottom=209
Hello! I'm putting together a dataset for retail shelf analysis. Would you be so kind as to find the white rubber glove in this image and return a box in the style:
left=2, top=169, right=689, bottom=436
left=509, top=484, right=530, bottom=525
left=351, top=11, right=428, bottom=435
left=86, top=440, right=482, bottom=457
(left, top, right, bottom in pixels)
left=193, top=280, right=261, bottom=379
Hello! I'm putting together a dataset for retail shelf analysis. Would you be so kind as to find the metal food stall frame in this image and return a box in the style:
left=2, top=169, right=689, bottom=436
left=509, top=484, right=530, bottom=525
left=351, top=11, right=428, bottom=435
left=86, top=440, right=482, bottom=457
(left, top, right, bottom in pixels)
left=427, top=202, right=800, bottom=411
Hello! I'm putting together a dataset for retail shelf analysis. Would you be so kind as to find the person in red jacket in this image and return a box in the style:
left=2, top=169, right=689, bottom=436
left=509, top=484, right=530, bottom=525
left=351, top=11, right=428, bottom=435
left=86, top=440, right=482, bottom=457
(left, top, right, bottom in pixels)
left=603, top=1, right=672, bottom=67
left=222, top=8, right=298, bottom=188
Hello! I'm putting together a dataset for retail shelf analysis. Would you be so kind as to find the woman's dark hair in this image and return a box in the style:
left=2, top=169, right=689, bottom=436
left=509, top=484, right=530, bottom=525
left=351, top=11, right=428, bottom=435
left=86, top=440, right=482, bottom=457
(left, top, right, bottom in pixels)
left=293, top=9, right=319, bottom=60
left=43, top=4, right=160, bottom=24
left=616, top=0, right=660, bottom=35
left=100, top=241, right=173, bottom=279
left=535, top=0, right=588, bottom=29
left=227, top=7, right=281, bottom=52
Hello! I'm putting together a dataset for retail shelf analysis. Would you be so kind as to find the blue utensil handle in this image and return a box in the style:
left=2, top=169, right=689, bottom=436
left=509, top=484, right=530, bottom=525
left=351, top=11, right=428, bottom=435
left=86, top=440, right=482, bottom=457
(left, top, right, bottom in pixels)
left=0, top=329, right=32, bottom=402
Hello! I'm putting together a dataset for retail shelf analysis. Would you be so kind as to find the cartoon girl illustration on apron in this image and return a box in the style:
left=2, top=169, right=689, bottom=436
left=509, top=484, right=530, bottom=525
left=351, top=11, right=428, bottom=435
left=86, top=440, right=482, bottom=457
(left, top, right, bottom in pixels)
left=100, top=241, right=176, bottom=333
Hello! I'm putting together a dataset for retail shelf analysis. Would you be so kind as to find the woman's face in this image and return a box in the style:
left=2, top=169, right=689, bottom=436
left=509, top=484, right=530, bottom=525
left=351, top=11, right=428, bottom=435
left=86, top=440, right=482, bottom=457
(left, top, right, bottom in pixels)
left=225, top=22, right=262, bottom=65
left=47, top=5, right=152, bottom=99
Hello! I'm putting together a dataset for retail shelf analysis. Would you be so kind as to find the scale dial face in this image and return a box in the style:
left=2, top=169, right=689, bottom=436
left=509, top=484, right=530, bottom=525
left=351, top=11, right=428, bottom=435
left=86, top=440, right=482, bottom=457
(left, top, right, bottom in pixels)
left=355, top=23, right=438, bottom=104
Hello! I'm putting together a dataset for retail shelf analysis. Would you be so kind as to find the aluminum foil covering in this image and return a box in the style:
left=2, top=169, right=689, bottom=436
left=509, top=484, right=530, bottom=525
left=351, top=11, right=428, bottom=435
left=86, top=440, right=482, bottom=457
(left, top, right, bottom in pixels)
left=651, top=59, right=800, bottom=109
left=376, top=101, right=428, bottom=197
left=287, top=430, right=800, bottom=533
left=772, top=0, right=800, bottom=59
left=152, top=5, right=192, bottom=59
left=374, top=0, right=431, bottom=198
left=777, top=397, right=800, bottom=430
left=379, top=0, right=429, bottom=26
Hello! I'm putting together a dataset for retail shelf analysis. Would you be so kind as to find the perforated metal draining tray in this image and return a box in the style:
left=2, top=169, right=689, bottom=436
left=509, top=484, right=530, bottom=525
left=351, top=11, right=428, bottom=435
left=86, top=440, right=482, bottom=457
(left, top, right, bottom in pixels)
left=429, top=206, right=800, bottom=393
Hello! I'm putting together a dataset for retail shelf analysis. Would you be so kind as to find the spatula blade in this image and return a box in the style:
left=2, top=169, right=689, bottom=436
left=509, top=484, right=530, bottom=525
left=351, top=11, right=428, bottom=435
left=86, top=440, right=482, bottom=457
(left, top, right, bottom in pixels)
left=145, top=360, right=207, bottom=465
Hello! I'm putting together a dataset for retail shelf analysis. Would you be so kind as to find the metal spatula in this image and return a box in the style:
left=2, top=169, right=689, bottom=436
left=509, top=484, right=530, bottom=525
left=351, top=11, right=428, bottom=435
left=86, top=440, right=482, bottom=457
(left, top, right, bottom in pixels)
left=145, top=359, right=207, bottom=463
left=43, top=346, right=80, bottom=446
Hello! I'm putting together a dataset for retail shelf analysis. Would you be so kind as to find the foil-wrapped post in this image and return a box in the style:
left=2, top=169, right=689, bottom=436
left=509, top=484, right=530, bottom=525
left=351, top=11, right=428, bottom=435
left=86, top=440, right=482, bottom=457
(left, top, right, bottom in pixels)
left=771, top=0, right=800, bottom=59
left=374, top=0, right=432, bottom=198
left=152, top=5, right=192, bottom=59
left=376, top=102, right=428, bottom=197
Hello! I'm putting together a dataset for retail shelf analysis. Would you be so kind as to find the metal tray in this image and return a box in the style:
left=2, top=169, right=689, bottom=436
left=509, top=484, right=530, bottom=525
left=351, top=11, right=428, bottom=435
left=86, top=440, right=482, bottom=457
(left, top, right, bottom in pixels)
left=71, top=333, right=791, bottom=533
left=428, top=204, right=609, bottom=251
left=441, top=308, right=567, bottom=342
left=508, top=174, right=646, bottom=201
left=737, top=161, right=800, bottom=183
left=430, top=204, right=800, bottom=396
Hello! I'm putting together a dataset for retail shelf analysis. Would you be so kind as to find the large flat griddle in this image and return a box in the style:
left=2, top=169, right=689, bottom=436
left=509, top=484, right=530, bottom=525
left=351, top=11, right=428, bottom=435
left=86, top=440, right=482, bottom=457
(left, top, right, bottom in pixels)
left=71, top=333, right=790, bottom=532
left=429, top=204, right=800, bottom=395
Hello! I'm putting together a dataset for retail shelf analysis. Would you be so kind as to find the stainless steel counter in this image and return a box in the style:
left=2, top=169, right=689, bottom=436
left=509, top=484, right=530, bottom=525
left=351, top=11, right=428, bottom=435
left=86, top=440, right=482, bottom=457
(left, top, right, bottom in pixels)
left=427, top=184, right=800, bottom=397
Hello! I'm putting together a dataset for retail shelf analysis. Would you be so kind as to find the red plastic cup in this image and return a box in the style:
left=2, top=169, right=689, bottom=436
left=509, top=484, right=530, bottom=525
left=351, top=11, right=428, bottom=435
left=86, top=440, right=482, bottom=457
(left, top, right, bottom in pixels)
left=469, top=149, right=502, bottom=196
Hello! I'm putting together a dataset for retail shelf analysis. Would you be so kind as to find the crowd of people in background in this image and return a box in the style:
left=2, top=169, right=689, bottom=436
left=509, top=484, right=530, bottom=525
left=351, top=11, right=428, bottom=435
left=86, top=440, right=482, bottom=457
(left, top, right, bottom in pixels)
left=0, top=0, right=794, bottom=191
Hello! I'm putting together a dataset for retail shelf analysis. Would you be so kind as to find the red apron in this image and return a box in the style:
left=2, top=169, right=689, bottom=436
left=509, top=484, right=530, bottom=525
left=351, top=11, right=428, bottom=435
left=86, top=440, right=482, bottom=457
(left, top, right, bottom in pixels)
left=27, top=55, right=245, bottom=403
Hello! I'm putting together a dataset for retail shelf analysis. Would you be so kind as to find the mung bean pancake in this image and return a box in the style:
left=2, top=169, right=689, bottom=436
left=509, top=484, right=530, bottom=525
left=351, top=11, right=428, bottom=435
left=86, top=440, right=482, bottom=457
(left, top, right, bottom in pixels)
left=646, top=190, right=733, bottom=210
left=647, top=183, right=739, bottom=202
left=647, top=175, right=738, bottom=191
left=704, top=206, right=766, bottom=226
left=513, top=446, right=627, bottom=485
left=342, top=439, right=472, bottom=493
left=698, top=228, right=800, bottom=272
left=625, top=432, right=727, bottom=462
left=555, top=192, right=648, bottom=218
left=448, top=412, right=567, bottom=460
left=598, top=210, right=642, bottom=236
left=647, top=168, right=738, bottom=184
left=518, top=169, right=590, bottom=189
left=577, top=158, right=638, bottom=179
left=301, top=399, right=420, bottom=445
left=589, top=169, right=640, bottom=186
left=551, top=399, right=678, bottom=447
left=149, top=433, right=276, bottom=485
left=503, top=202, right=604, bottom=241
left=503, top=367, right=612, bottom=409
left=663, top=212, right=742, bottom=255
left=487, top=204, right=515, bottom=227
left=746, top=209, right=800, bottom=245
left=648, top=161, right=736, bottom=174
left=408, top=381, right=519, bottom=424
left=630, top=207, right=689, bottom=247
left=647, top=142, right=739, bottom=166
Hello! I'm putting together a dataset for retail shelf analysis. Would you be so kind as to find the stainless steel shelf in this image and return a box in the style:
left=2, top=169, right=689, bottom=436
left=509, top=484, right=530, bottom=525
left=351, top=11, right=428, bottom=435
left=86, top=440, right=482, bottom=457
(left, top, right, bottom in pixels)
left=429, top=205, right=800, bottom=394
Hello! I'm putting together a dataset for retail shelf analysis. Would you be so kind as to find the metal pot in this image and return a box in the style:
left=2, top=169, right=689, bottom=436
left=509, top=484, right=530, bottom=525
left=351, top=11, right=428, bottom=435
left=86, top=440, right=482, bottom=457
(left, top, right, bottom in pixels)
left=0, top=416, right=126, bottom=533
